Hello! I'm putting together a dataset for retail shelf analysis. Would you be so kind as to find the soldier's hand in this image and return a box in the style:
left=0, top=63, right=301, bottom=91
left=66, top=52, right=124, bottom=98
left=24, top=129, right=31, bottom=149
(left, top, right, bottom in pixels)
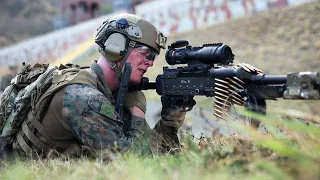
left=161, top=108, right=186, bottom=129
left=124, top=91, right=146, bottom=118
left=160, top=96, right=188, bottom=129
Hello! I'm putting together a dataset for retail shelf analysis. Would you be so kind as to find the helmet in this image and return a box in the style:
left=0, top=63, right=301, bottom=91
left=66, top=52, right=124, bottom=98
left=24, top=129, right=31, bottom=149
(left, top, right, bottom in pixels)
left=95, top=13, right=167, bottom=78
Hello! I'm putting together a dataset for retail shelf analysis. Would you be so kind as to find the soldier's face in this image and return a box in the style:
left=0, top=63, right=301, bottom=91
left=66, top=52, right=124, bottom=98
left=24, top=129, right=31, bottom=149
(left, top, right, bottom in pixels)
left=126, top=45, right=157, bottom=83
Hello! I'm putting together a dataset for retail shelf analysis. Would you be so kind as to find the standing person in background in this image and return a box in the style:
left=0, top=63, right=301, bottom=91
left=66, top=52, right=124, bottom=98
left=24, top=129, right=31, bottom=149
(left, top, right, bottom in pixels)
left=0, top=65, right=18, bottom=158
left=0, top=65, right=18, bottom=95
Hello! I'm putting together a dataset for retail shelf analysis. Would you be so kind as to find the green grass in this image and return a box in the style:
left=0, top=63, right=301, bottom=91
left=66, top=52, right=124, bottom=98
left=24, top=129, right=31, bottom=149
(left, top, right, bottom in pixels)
left=1, top=110, right=320, bottom=180
left=2, top=2, right=320, bottom=179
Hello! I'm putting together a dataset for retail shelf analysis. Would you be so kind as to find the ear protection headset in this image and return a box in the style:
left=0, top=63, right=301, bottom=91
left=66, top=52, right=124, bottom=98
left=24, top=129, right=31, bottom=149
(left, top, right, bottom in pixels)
left=103, top=33, right=127, bottom=61
left=96, top=18, right=137, bottom=60
left=95, top=18, right=143, bottom=79
left=96, top=20, right=130, bottom=59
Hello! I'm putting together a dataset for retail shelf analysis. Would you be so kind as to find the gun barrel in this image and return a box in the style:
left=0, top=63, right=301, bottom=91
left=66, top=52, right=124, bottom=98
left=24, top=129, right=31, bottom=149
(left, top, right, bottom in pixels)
left=128, top=79, right=156, bottom=91
left=209, top=68, right=287, bottom=85
left=209, top=68, right=236, bottom=78
left=252, top=75, right=287, bottom=85
left=144, top=82, right=156, bottom=89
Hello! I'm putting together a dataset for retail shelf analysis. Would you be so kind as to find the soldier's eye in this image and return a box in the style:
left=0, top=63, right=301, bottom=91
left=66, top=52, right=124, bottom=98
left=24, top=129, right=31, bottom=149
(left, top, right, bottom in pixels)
left=135, top=43, right=158, bottom=61
left=146, top=54, right=156, bottom=61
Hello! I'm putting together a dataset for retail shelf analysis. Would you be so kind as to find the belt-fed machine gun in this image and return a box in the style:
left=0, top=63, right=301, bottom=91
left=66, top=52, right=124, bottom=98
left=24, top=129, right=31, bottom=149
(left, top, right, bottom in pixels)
left=129, top=40, right=320, bottom=128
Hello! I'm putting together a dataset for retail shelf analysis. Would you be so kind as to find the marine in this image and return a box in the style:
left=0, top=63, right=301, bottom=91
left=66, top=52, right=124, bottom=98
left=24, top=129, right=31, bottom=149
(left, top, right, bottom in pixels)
left=1, top=13, right=193, bottom=160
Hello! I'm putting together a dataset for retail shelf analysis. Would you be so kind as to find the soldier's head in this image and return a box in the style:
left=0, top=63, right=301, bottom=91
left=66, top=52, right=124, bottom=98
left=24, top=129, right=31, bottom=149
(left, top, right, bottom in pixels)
left=95, top=13, right=167, bottom=83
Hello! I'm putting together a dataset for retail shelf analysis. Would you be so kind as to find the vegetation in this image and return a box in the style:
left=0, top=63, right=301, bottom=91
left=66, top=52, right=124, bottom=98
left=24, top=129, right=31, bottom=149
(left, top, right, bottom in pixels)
left=1, top=110, right=319, bottom=180
left=1, top=1, right=320, bottom=180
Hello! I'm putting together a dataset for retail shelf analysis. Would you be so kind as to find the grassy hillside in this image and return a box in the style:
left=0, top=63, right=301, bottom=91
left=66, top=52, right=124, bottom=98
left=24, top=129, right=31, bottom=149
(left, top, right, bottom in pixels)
left=1, top=112, right=320, bottom=179
left=140, top=0, right=320, bottom=115
left=159, top=1, right=320, bottom=74
left=63, top=1, right=320, bottom=115
left=78, top=1, right=320, bottom=115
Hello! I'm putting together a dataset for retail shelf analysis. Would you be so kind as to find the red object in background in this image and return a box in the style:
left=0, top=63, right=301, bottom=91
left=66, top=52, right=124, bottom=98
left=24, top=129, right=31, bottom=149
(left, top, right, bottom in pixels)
left=168, top=9, right=180, bottom=33
left=159, top=12, right=166, bottom=28
left=59, top=0, right=101, bottom=25
left=188, top=1, right=198, bottom=29
left=267, top=0, right=288, bottom=8
left=242, top=0, right=255, bottom=16
left=221, top=0, right=232, bottom=20
left=204, top=0, right=218, bottom=23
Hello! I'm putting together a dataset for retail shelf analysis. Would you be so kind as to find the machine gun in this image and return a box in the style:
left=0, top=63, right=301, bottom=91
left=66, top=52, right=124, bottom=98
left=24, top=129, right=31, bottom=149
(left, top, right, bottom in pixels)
left=129, top=40, right=320, bottom=128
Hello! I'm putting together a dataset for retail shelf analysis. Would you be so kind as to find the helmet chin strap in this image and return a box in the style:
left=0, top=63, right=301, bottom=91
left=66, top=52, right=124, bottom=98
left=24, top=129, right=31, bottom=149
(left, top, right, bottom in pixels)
left=99, top=40, right=136, bottom=81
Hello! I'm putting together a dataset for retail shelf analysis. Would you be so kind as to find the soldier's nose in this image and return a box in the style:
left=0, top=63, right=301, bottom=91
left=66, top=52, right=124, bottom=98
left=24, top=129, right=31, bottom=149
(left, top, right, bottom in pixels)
left=144, top=60, right=153, bottom=67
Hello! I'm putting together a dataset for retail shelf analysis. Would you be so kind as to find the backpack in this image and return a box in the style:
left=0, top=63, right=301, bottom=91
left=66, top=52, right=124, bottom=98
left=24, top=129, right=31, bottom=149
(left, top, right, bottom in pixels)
left=0, top=62, right=86, bottom=138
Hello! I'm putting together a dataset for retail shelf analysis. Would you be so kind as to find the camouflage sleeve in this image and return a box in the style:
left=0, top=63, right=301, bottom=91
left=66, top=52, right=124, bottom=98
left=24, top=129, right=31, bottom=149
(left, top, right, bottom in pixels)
left=153, top=120, right=181, bottom=154
left=62, top=84, right=154, bottom=158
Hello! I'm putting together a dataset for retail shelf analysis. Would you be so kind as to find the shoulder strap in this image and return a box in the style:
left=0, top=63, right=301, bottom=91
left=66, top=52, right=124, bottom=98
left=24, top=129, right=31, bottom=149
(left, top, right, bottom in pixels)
left=14, top=68, right=101, bottom=156
left=33, top=68, right=98, bottom=119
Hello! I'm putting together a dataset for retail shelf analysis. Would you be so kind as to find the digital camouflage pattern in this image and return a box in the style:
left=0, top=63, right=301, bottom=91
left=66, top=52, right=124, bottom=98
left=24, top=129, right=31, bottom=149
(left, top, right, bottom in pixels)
left=0, top=63, right=53, bottom=137
left=62, top=83, right=158, bottom=157
left=0, top=61, right=180, bottom=160
left=63, top=84, right=153, bottom=154
left=59, top=62, right=180, bottom=158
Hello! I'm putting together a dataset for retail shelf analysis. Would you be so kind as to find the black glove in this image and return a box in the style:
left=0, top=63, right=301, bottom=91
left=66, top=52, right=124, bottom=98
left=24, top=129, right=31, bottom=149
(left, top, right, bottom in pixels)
left=160, top=96, right=196, bottom=129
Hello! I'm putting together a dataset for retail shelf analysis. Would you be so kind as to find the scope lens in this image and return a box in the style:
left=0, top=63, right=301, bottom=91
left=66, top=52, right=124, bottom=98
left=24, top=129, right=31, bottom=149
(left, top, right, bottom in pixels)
left=221, top=46, right=233, bottom=64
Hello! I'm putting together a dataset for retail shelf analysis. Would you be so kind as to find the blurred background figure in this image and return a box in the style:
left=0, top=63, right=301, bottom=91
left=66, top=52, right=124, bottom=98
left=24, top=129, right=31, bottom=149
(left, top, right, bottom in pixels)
left=58, top=0, right=102, bottom=27
left=0, top=64, right=18, bottom=157
left=0, top=0, right=150, bottom=48
left=0, top=65, right=18, bottom=94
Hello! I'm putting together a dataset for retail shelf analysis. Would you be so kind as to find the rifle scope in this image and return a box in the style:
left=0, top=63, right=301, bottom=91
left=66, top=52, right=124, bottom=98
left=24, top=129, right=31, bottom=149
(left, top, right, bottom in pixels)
left=165, top=40, right=234, bottom=65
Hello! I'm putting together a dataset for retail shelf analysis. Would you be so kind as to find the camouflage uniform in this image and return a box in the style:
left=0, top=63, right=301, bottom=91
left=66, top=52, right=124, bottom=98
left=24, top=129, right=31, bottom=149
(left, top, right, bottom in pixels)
left=3, top=13, right=180, bottom=160
left=6, top=61, right=179, bottom=160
